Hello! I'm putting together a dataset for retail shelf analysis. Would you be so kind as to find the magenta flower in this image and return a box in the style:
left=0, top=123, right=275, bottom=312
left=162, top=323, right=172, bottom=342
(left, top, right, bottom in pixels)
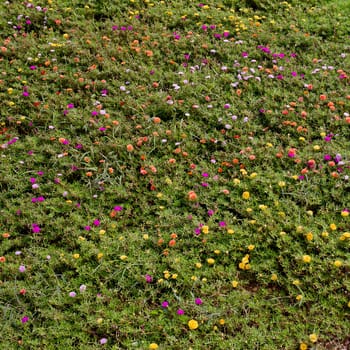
left=32, top=224, right=40, bottom=233
left=19, top=265, right=26, bottom=273
left=114, top=206, right=123, bottom=211
left=177, top=309, right=185, bottom=315
left=195, top=298, right=203, bottom=305
left=145, top=274, right=153, bottom=283
left=161, top=301, right=169, bottom=308
left=93, top=219, right=100, bottom=226
left=100, top=338, right=108, bottom=345
left=21, top=316, right=29, bottom=323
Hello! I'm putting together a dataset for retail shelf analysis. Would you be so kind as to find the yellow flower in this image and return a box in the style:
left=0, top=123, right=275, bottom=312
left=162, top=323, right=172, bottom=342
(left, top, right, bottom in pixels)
left=341, top=210, right=349, bottom=217
left=334, top=260, right=342, bottom=267
left=227, top=229, right=234, bottom=234
left=271, top=273, right=278, bottom=281
left=207, top=258, right=215, bottom=265
left=296, top=294, right=303, bottom=301
left=293, top=279, right=301, bottom=286
left=340, top=232, right=350, bottom=240
left=299, top=343, right=308, bottom=350
left=219, top=319, right=225, bottom=325
left=242, top=191, right=250, bottom=200
left=278, top=181, right=286, bottom=187
left=120, top=255, right=128, bottom=260
left=73, top=253, right=80, bottom=259
left=202, top=225, right=209, bottom=234
left=329, top=223, right=337, bottom=231
left=305, top=232, right=313, bottom=241
left=143, top=234, right=149, bottom=240
left=309, top=333, right=318, bottom=343
left=248, top=245, right=255, bottom=251
left=321, top=231, right=329, bottom=238
left=149, top=343, right=159, bottom=350
left=302, top=255, right=311, bottom=263
left=232, top=280, right=239, bottom=288
left=188, top=319, right=199, bottom=330
left=313, top=145, right=320, bottom=151
left=195, top=262, right=202, bottom=268
left=97, top=253, right=103, bottom=259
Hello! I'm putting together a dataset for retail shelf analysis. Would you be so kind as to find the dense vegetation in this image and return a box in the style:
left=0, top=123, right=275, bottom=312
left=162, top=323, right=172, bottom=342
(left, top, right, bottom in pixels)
left=0, top=1, right=349, bottom=349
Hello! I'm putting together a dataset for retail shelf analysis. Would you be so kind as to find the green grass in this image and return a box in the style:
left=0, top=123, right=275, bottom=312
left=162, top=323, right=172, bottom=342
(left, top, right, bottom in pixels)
left=0, top=0, right=349, bottom=349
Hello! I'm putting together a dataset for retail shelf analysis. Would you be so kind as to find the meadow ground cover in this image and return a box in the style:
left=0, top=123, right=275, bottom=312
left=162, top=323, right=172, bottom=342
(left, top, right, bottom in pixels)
left=0, top=0, right=349, bottom=349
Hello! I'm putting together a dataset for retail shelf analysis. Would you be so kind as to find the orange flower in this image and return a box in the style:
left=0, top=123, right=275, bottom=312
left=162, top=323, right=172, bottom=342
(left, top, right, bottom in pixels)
left=188, top=191, right=198, bottom=201
left=126, top=144, right=134, bottom=152
left=0, top=256, right=6, bottom=263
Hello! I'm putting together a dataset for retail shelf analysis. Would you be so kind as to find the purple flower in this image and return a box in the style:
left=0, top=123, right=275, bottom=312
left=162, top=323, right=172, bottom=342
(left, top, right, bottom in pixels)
left=334, top=154, right=342, bottom=163
left=32, top=224, right=40, bottom=233
left=219, top=221, right=226, bottom=227
left=324, top=154, right=332, bottom=161
left=177, top=309, right=185, bottom=315
left=241, top=52, right=248, bottom=58
left=100, top=338, right=108, bottom=345
left=21, top=316, right=29, bottom=323
left=93, top=219, right=100, bottom=226
left=224, top=103, right=231, bottom=109
left=84, top=226, right=91, bottom=231
left=69, top=292, right=76, bottom=297
left=195, top=298, right=203, bottom=305
left=207, top=210, right=214, bottom=216
left=79, top=285, right=87, bottom=293
left=19, top=265, right=26, bottom=273
left=145, top=274, right=153, bottom=283
left=161, top=301, right=169, bottom=308
left=114, top=206, right=123, bottom=211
